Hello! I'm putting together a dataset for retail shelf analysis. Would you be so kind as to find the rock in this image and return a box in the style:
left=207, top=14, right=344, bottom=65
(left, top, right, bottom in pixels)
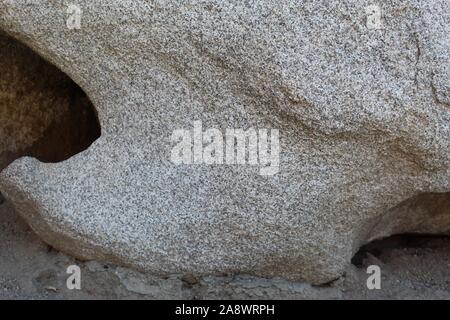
left=0, top=0, right=448, bottom=284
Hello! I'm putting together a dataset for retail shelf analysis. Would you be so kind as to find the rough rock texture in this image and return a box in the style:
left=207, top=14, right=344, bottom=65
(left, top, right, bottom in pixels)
left=1, top=200, right=450, bottom=300
left=0, top=0, right=449, bottom=284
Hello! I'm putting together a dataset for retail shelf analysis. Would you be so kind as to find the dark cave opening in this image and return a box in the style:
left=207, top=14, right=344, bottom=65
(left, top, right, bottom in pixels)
left=352, top=191, right=450, bottom=267
left=0, top=31, right=101, bottom=171
left=352, top=233, right=450, bottom=268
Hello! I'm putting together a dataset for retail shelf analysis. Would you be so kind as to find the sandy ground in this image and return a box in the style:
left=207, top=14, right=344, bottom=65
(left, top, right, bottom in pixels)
left=0, top=197, right=449, bottom=300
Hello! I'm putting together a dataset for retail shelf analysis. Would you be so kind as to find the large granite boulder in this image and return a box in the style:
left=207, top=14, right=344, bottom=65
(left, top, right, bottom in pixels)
left=0, top=0, right=448, bottom=284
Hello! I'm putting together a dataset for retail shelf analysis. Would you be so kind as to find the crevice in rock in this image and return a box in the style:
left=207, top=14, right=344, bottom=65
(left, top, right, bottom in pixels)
left=351, top=233, right=450, bottom=268
left=0, top=31, right=101, bottom=171
left=353, top=191, right=450, bottom=268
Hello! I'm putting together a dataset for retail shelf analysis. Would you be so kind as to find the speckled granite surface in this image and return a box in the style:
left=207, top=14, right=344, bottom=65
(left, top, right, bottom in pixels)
left=0, top=0, right=449, bottom=284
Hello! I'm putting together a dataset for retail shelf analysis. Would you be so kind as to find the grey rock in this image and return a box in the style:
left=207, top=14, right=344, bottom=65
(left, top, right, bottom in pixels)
left=2, top=198, right=450, bottom=299
left=0, top=0, right=449, bottom=284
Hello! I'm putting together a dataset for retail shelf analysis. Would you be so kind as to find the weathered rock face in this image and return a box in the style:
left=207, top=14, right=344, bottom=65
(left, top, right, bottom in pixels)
left=0, top=0, right=448, bottom=284
left=0, top=31, right=100, bottom=170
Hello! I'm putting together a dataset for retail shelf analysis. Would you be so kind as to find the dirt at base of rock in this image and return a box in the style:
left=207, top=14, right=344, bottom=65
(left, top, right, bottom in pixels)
left=0, top=199, right=449, bottom=300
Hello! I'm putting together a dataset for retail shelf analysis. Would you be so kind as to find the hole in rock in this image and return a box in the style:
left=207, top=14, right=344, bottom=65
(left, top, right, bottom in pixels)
left=352, top=192, right=450, bottom=267
left=0, top=31, right=101, bottom=171
left=352, top=234, right=450, bottom=267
